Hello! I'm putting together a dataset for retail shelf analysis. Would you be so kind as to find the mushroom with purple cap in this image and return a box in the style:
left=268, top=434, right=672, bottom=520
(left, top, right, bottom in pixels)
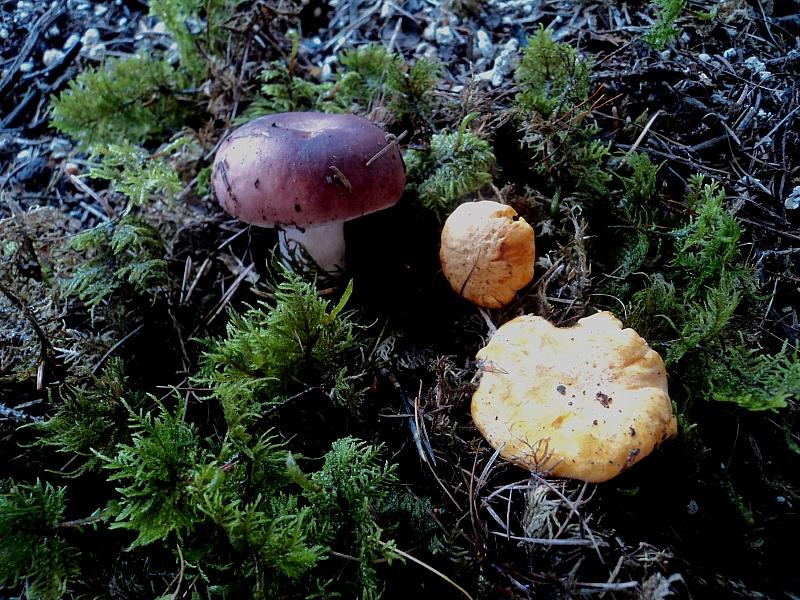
left=212, top=112, right=406, bottom=272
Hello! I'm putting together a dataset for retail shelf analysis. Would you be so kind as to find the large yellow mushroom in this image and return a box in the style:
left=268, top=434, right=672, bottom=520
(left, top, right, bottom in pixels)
left=472, top=311, right=677, bottom=482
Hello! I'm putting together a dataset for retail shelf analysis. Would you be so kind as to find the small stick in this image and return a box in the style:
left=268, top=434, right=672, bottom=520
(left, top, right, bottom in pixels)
left=366, top=130, right=407, bottom=167
left=383, top=543, right=475, bottom=600
left=206, top=262, right=255, bottom=323
left=183, top=257, right=211, bottom=305
left=92, top=323, right=145, bottom=374
left=489, top=531, right=601, bottom=546
left=69, top=174, right=115, bottom=219
left=626, top=109, right=662, bottom=156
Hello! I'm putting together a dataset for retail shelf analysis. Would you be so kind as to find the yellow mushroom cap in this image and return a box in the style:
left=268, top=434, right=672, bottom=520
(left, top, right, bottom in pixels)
left=439, top=200, right=535, bottom=309
left=472, top=311, right=677, bottom=482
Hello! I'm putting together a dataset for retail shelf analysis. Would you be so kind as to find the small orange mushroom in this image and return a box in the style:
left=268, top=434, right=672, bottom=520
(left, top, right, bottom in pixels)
left=439, top=200, right=535, bottom=308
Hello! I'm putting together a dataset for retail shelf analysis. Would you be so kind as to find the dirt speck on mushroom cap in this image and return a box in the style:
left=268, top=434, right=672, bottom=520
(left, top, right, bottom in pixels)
left=212, top=112, right=406, bottom=228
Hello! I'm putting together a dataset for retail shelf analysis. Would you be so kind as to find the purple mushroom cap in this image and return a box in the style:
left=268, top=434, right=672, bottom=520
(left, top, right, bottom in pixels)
left=212, top=112, right=406, bottom=229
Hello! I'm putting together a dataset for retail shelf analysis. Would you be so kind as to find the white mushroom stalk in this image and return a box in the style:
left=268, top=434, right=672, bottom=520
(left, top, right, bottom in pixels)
left=278, top=220, right=346, bottom=273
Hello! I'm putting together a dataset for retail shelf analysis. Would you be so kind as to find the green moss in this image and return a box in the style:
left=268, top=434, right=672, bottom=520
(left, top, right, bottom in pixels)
left=88, top=143, right=183, bottom=207
left=196, top=271, right=363, bottom=438
left=332, top=43, right=441, bottom=119
left=704, top=341, right=800, bottom=412
left=101, top=397, right=209, bottom=549
left=305, top=437, right=401, bottom=599
left=405, top=114, right=496, bottom=214
left=62, top=215, right=169, bottom=310
left=51, top=0, right=244, bottom=147
left=334, top=42, right=405, bottom=110
left=238, top=31, right=330, bottom=121
left=644, top=0, right=687, bottom=50
left=514, top=27, right=590, bottom=118
left=89, top=393, right=421, bottom=597
left=620, top=151, right=661, bottom=223
left=0, top=480, right=78, bottom=599
left=672, top=175, right=752, bottom=297
left=566, top=139, right=613, bottom=200
left=35, top=359, right=146, bottom=477
left=50, top=55, right=192, bottom=148
left=385, top=55, right=441, bottom=118
left=241, top=40, right=441, bottom=123
left=149, top=0, right=244, bottom=80
left=512, top=32, right=616, bottom=206
left=611, top=175, right=788, bottom=414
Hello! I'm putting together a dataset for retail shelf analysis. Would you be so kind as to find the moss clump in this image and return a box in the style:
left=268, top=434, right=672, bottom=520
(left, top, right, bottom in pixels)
left=303, top=437, right=405, bottom=599
left=35, top=359, right=146, bottom=476
left=52, top=0, right=244, bottom=147
left=405, top=114, right=496, bottom=214
left=333, top=43, right=441, bottom=119
left=0, top=480, right=79, bottom=599
left=27, top=400, right=424, bottom=597
left=605, top=174, right=798, bottom=413
left=620, top=151, right=661, bottom=220
left=705, top=341, right=800, bottom=412
left=644, top=0, right=687, bottom=50
left=512, top=30, right=613, bottom=206
left=149, top=0, right=245, bottom=80
left=51, top=56, right=192, bottom=148
left=101, top=397, right=211, bottom=549
left=627, top=177, right=756, bottom=359
left=196, top=271, right=363, bottom=437
left=514, top=27, right=590, bottom=118
left=238, top=31, right=331, bottom=121
left=241, top=40, right=441, bottom=124
left=88, top=143, right=182, bottom=208
left=62, top=215, right=169, bottom=310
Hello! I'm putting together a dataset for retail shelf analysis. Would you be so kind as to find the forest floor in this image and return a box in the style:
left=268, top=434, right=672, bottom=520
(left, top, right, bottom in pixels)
left=1, top=0, right=799, bottom=599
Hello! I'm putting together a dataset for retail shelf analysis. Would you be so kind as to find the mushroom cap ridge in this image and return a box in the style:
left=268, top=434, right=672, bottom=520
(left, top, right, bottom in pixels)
left=212, top=112, right=406, bottom=228
left=472, top=311, right=677, bottom=482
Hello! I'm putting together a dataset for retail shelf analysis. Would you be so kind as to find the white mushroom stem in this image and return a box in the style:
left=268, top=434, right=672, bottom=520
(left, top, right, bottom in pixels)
left=278, top=220, right=347, bottom=273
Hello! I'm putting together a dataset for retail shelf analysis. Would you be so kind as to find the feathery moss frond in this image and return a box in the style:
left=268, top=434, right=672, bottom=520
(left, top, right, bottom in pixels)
left=63, top=215, right=169, bottom=308
left=239, top=32, right=330, bottom=121
left=100, top=397, right=209, bottom=548
left=35, top=358, right=146, bottom=476
left=671, top=175, right=751, bottom=298
left=705, top=341, right=800, bottom=411
left=306, top=437, right=400, bottom=599
left=644, top=0, right=687, bottom=50
left=241, top=41, right=441, bottom=123
left=619, top=176, right=768, bottom=412
left=0, top=479, right=79, bottom=599
left=334, top=43, right=404, bottom=110
left=515, top=27, right=590, bottom=117
left=620, top=151, right=661, bottom=223
left=405, top=115, right=496, bottom=214
left=50, top=55, right=191, bottom=148
left=149, top=0, right=246, bottom=80
left=197, top=271, right=363, bottom=437
left=89, top=143, right=182, bottom=207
